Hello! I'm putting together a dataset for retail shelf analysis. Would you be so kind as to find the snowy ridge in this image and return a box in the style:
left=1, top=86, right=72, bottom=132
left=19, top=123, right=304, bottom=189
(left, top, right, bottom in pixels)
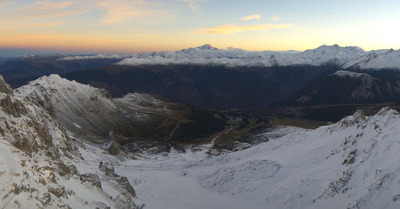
left=27, top=44, right=400, bottom=70
left=115, top=107, right=400, bottom=209
left=55, top=44, right=400, bottom=70
left=116, top=44, right=369, bottom=67
left=15, top=74, right=118, bottom=140
left=15, top=75, right=151, bottom=142
left=59, top=54, right=130, bottom=61
left=332, top=70, right=372, bottom=78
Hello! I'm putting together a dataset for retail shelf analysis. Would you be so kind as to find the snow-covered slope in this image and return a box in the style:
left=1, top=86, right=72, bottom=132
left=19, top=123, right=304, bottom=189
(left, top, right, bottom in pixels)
left=0, top=75, right=139, bottom=208
left=114, top=107, right=400, bottom=209
left=343, top=49, right=400, bottom=70
left=15, top=74, right=123, bottom=142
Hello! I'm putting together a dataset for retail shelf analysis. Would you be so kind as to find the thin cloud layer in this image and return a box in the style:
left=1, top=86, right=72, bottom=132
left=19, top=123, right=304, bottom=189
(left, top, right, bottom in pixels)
left=195, top=24, right=291, bottom=34
left=241, top=14, right=261, bottom=20
left=35, top=0, right=75, bottom=10
left=272, top=16, right=280, bottom=21
left=2, top=0, right=83, bottom=19
left=95, top=0, right=179, bottom=25
left=180, top=0, right=203, bottom=14
left=96, top=0, right=148, bottom=25
left=1, top=0, right=179, bottom=25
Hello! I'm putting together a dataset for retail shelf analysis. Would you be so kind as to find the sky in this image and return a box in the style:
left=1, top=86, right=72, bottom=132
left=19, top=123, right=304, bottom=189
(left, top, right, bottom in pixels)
left=1, top=0, right=400, bottom=56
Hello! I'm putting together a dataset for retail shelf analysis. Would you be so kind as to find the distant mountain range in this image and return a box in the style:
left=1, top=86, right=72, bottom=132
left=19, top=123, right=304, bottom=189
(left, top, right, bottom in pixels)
left=3, top=44, right=400, bottom=113
left=0, top=55, right=124, bottom=88
left=49, top=44, right=400, bottom=69
left=114, top=44, right=398, bottom=69
left=0, top=57, right=14, bottom=65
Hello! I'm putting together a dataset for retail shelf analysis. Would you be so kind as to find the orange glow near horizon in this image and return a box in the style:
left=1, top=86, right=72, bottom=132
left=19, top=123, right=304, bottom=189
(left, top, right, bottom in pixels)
left=1, top=0, right=400, bottom=55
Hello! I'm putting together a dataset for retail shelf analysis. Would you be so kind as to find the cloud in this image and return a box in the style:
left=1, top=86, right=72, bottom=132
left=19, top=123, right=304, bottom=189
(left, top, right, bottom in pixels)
left=96, top=0, right=174, bottom=25
left=195, top=24, right=291, bottom=34
left=2, top=0, right=84, bottom=19
left=180, top=0, right=202, bottom=14
left=96, top=1, right=144, bottom=25
left=0, top=22, right=61, bottom=32
left=35, top=0, right=75, bottom=10
left=2, top=0, right=195, bottom=25
left=272, top=16, right=280, bottom=21
left=241, top=14, right=261, bottom=21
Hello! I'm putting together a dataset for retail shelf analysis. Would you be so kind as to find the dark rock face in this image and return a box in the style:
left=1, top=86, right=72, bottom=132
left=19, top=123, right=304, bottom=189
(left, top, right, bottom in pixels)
left=63, top=64, right=337, bottom=110
left=80, top=173, right=102, bottom=189
left=283, top=70, right=400, bottom=107
left=0, top=95, right=27, bottom=117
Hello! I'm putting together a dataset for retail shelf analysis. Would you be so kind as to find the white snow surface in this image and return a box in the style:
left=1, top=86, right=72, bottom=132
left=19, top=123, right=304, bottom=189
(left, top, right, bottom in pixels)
left=113, top=107, right=400, bottom=209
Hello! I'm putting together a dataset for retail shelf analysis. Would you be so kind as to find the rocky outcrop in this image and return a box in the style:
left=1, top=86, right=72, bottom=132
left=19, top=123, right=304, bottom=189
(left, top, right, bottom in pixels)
left=0, top=74, right=12, bottom=94
left=99, top=162, right=136, bottom=198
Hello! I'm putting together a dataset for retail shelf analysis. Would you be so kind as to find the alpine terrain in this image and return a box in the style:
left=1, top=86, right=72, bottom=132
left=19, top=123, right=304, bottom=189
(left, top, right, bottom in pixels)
left=1, top=44, right=400, bottom=208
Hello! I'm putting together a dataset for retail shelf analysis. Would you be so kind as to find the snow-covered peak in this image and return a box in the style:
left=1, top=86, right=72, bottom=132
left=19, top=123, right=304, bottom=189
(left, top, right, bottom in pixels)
left=16, top=74, right=109, bottom=100
left=179, top=44, right=219, bottom=53
left=314, top=44, right=364, bottom=54
left=298, top=44, right=366, bottom=65
left=15, top=74, right=120, bottom=142
left=194, top=44, right=219, bottom=50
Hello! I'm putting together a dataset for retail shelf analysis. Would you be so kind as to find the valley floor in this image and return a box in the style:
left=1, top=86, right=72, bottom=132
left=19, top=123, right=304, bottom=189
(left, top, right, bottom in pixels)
left=93, top=108, right=400, bottom=209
